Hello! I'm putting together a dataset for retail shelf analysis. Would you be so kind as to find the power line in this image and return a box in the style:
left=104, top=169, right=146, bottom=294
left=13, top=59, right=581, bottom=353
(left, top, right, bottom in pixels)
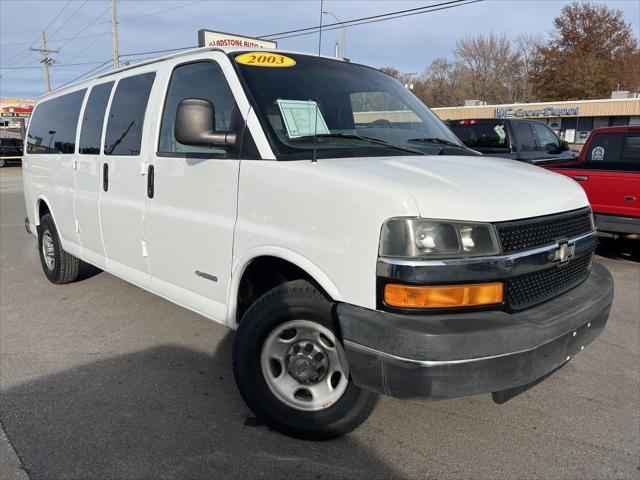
left=42, top=0, right=72, bottom=34
left=58, top=6, right=111, bottom=50
left=1, top=24, right=93, bottom=36
left=48, top=0, right=90, bottom=41
left=121, top=45, right=194, bottom=58
left=259, top=0, right=475, bottom=39
left=1, top=33, right=106, bottom=46
left=120, top=0, right=481, bottom=59
left=5, top=0, right=482, bottom=93
left=268, top=0, right=483, bottom=41
left=0, top=48, right=36, bottom=69
left=58, top=59, right=113, bottom=88
left=64, top=30, right=112, bottom=65
left=1, top=61, right=109, bottom=71
left=117, top=0, right=205, bottom=24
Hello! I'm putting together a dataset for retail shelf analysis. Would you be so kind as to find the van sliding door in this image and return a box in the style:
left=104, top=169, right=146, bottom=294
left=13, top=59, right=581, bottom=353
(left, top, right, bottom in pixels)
left=75, top=81, right=114, bottom=268
left=100, top=72, right=155, bottom=287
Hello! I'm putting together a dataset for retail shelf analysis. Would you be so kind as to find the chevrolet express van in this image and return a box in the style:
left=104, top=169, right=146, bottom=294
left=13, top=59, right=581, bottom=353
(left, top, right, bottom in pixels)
left=23, top=48, right=613, bottom=440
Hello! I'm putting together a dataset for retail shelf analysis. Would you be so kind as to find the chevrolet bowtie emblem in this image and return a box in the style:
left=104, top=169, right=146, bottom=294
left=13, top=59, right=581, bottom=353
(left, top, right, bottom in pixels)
left=554, top=241, right=575, bottom=263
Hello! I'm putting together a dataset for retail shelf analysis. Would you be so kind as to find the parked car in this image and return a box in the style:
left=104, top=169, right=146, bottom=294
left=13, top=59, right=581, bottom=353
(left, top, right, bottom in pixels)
left=448, top=118, right=578, bottom=163
left=543, top=126, right=640, bottom=236
left=0, top=137, right=23, bottom=167
left=22, top=48, right=613, bottom=440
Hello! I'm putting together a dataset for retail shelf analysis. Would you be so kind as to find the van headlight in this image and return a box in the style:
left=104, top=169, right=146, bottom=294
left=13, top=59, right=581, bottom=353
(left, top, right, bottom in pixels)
left=379, top=218, right=500, bottom=259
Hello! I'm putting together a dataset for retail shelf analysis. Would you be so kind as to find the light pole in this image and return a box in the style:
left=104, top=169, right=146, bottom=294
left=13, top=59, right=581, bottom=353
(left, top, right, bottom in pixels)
left=322, top=11, right=345, bottom=58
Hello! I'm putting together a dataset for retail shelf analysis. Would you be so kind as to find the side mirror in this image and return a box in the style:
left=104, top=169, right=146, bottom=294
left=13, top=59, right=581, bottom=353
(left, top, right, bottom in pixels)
left=175, top=98, right=236, bottom=148
left=559, top=139, right=570, bottom=151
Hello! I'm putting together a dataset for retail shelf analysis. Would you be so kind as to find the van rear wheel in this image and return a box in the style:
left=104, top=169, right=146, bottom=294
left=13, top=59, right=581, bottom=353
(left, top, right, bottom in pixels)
left=37, top=214, right=81, bottom=284
left=233, top=279, right=378, bottom=440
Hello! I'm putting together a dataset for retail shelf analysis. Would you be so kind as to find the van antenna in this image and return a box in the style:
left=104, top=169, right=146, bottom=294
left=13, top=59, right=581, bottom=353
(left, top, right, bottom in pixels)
left=311, top=0, right=324, bottom=164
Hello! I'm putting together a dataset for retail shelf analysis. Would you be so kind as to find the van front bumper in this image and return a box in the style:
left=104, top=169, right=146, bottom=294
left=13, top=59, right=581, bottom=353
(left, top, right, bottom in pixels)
left=337, top=262, right=613, bottom=399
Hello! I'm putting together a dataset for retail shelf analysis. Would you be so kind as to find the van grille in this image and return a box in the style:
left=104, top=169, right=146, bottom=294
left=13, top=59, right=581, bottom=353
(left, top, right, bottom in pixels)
left=506, top=253, right=593, bottom=310
left=497, top=208, right=593, bottom=254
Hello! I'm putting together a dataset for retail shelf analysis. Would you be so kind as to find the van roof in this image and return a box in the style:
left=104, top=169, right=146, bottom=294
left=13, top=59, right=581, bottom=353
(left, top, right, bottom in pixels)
left=39, top=47, right=347, bottom=100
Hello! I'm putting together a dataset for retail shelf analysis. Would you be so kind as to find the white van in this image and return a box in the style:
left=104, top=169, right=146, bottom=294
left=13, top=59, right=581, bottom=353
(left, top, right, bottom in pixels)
left=23, top=48, right=613, bottom=440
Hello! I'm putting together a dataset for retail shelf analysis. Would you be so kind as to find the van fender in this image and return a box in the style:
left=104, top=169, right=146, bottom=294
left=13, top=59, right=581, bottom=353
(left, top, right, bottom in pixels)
left=34, top=195, right=55, bottom=227
left=226, top=246, right=342, bottom=329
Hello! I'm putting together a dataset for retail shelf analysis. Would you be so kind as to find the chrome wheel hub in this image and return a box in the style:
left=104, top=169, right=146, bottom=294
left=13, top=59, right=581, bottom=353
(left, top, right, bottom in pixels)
left=42, top=230, right=55, bottom=270
left=261, top=320, right=349, bottom=411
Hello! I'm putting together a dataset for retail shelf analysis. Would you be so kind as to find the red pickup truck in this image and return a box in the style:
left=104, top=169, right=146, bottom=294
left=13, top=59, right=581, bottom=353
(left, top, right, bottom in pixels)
left=545, top=126, right=640, bottom=236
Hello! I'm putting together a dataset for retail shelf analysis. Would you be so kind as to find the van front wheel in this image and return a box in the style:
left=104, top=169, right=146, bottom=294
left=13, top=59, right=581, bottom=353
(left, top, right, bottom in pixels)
left=37, top=214, right=81, bottom=284
left=233, top=279, right=378, bottom=440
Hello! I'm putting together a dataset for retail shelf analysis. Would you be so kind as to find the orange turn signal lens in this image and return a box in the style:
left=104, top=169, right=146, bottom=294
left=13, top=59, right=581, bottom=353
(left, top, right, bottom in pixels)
left=384, top=283, right=504, bottom=309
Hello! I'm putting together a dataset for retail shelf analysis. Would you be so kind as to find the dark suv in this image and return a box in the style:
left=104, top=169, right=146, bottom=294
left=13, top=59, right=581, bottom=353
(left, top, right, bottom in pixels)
left=448, top=118, right=578, bottom=163
left=0, top=137, right=23, bottom=167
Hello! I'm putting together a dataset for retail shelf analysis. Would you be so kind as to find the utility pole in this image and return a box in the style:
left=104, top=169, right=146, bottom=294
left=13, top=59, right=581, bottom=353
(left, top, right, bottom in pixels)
left=111, top=0, right=120, bottom=69
left=30, top=31, right=58, bottom=93
left=402, top=72, right=417, bottom=91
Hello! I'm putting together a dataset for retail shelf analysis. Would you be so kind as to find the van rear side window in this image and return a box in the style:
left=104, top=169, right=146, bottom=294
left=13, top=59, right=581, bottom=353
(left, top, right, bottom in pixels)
left=104, top=72, right=155, bottom=156
left=27, top=89, right=86, bottom=154
left=79, top=81, right=114, bottom=155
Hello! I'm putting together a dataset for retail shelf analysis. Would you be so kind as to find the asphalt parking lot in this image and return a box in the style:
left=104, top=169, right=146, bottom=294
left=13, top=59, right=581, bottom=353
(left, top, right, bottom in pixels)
left=1, top=167, right=638, bottom=480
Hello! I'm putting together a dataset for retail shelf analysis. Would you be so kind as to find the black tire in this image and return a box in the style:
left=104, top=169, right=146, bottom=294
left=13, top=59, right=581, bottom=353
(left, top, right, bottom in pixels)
left=233, top=279, right=378, bottom=440
left=37, top=213, right=81, bottom=284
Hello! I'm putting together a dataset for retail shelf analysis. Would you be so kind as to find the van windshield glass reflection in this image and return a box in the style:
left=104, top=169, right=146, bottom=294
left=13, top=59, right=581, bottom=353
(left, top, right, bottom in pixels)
left=232, top=53, right=472, bottom=160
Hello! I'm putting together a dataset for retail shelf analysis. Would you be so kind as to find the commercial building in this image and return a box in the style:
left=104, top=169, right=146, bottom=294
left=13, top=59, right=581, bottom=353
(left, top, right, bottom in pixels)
left=0, top=97, right=34, bottom=137
left=432, top=93, right=640, bottom=146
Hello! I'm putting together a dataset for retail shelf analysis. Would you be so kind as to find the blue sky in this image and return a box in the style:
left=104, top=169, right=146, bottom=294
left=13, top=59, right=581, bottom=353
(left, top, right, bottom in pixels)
left=1, top=0, right=639, bottom=98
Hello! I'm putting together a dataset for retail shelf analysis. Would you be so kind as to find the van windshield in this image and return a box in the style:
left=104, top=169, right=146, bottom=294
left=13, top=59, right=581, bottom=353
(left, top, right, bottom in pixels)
left=232, top=52, right=472, bottom=160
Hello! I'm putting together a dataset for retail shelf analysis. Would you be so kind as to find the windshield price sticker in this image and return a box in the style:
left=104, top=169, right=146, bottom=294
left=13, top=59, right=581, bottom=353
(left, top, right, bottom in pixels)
left=276, top=99, right=330, bottom=138
left=235, top=52, right=296, bottom=67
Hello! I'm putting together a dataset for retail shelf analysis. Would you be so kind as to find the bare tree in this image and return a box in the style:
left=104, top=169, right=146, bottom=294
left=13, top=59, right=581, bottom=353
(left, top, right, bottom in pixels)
left=418, top=58, right=464, bottom=107
left=378, top=66, right=400, bottom=79
left=453, top=33, right=519, bottom=103
left=514, top=34, right=542, bottom=102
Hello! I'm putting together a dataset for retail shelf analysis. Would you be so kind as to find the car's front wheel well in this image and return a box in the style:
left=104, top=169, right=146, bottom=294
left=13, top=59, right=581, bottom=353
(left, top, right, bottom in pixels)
left=236, top=256, right=330, bottom=324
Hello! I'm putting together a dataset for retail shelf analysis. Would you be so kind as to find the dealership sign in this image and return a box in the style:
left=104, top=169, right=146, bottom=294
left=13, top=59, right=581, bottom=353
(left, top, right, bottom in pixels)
left=0, top=97, right=34, bottom=118
left=198, top=29, right=277, bottom=49
left=495, top=105, right=580, bottom=119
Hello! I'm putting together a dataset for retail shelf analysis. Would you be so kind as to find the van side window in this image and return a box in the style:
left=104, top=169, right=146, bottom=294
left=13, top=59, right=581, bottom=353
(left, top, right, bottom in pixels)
left=104, top=72, right=155, bottom=156
left=79, top=82, right=114, bottom=155
left=158, top=61, right=238, bottom=156
left=26, top=89, right=86, bottom=154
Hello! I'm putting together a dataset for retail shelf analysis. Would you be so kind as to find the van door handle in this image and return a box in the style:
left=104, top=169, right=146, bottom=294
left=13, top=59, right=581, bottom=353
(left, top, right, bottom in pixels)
left=147, top=164, right=154, bottom=198
left=573, top=175, right=588, bottom=182
left=103, top=163, right=109, bottom=191
left=624, top=196, right=636, bottom=202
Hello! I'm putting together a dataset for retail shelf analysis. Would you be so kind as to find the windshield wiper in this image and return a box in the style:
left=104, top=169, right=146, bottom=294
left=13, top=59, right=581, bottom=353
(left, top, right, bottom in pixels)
left=292, top=133, right=426, bottom=156
left=406, top=137, right=468, bottom=149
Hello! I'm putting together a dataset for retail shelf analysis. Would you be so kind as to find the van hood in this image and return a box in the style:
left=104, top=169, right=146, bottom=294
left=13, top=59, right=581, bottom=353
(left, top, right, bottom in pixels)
left=321, top=155, right=589, bottom=222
